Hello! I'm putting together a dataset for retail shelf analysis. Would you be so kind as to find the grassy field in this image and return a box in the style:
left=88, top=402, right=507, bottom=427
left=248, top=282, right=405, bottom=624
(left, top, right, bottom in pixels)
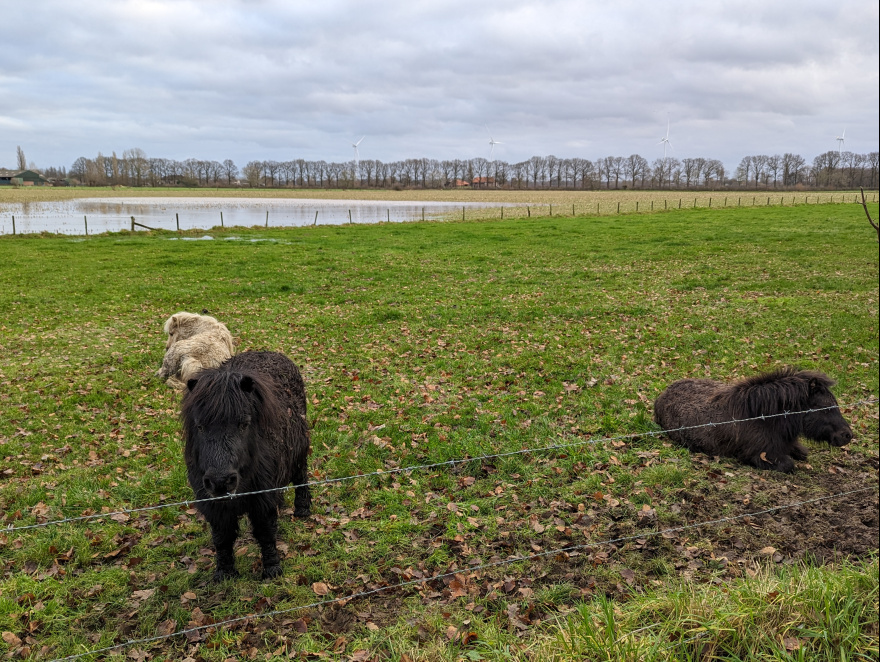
left=0, top=202, right=877, bottom=660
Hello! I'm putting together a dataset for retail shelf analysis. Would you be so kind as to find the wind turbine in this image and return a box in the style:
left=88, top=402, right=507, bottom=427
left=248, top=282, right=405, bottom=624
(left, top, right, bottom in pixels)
left=835, top=128, right=846, bottom=155
left=351, top=136, right=365, bottom=185
left=658, top=117, right=673, bottom=158
left=486, top=126, right=503, bottom=159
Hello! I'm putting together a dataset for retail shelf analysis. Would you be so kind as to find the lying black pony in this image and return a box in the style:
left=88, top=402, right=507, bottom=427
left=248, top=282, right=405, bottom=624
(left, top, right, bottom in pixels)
left=654, top=367, right=852, bottom=473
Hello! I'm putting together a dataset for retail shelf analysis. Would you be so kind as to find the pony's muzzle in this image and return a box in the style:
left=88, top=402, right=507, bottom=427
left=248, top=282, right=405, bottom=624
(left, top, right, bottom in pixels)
left=832, top=427, right=853, bottom=447
left=203, top=471, right=240, bottom=497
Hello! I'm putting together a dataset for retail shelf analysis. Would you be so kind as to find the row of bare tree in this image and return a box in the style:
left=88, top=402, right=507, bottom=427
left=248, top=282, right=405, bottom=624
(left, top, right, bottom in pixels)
left=58, top=148, right=880, bottom=190
left=736, top=151, right=878, bottom=189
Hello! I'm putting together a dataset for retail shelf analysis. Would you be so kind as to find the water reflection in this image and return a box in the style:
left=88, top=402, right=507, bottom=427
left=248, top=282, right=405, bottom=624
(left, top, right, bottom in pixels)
left=0, top=197, right=511, bottom=235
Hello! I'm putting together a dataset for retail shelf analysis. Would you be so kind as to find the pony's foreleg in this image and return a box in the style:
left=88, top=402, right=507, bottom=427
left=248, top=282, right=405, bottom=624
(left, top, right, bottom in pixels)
left=206, top=510, right=240, bottom=580
left=291, top=461, right=312, bottom=519
left=250, top=500, right=282, bottom=579
left=790, top=440, right=808, bottom=461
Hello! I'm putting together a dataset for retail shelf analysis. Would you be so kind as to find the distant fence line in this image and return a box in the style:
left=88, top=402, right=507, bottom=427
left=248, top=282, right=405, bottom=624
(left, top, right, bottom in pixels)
left=2, top=191, right=878, bottom=237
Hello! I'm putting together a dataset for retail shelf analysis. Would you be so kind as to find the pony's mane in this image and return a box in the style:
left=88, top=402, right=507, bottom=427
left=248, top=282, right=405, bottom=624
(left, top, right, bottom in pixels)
left=723, top=366, right=833, bottom=422
left=181, top=367, right=285, bottom=436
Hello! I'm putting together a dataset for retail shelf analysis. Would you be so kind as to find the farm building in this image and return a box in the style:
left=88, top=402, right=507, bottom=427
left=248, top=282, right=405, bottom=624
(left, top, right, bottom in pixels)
left=0, top=169, right=49, bottom=186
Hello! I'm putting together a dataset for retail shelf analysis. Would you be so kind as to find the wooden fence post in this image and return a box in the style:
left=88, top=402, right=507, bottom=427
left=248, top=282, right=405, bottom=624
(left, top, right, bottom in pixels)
left=422, top=207, right=424, bottom=222
left=131, top=216, right=135, bottom=231
left=220, top=211, right=224, bottom=228
left=84, top=215, right=88, bottom=236
left=527, top=206, right=531, bottom=218
left=462, top=206, right=465, bottom=221
left=265, top=210, right=269, bottom=227
left=387, top=209, right=390, bottom=223
left=11, top=215, right=14, bottom=235
left=313, top=211, right=318, bottom=226
left=349, top=209, right=352, bottom=224
left=176, top=213, right=180, bottom=231
left=617, top=202, right=620, bottom=213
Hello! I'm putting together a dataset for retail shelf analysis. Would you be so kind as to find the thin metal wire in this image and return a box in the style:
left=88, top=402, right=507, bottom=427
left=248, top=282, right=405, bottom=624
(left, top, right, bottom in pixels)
left=7, top=397, right=877, bottom=533
left=48, top=485, right=877, bottom=662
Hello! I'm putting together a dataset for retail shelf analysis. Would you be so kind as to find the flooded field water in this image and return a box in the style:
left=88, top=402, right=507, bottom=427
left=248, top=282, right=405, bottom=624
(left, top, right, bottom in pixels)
left=0, top=197, right=512, bottom=235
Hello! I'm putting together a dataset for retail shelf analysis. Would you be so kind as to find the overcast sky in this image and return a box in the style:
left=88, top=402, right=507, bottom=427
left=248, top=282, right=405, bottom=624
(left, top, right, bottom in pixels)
left=1, top=0, right=877, bottom=173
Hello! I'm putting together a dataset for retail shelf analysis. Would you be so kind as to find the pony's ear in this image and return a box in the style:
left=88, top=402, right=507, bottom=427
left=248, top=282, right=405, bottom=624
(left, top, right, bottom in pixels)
left=187, top=378, right=199, bottom=391
left=165, top=314, right=179, bottom=335
left=240, top=376, right=254, bottom=393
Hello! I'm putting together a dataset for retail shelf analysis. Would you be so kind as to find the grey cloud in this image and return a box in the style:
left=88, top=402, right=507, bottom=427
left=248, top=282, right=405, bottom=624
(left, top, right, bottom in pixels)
left=0, top=0, right=876, bottom=169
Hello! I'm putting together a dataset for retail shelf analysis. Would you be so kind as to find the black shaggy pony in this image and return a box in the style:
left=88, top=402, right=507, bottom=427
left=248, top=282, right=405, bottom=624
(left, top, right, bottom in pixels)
left=181, top=351, right=311, bottom=580
left=653, top=367, right=853, bottom=473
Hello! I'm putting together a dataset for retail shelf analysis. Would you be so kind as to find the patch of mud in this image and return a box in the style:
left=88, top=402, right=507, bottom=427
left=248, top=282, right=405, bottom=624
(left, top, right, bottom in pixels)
left=671, top=449, right=879, bottom=563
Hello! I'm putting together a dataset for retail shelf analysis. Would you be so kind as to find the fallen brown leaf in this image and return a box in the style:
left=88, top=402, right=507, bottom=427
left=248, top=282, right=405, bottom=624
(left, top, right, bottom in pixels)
left=460, top=631, right=479, bottom=646
left=131, top=589, right=155, bottom=603
left=156, top=619, right=177, bottom=636
left=2, top=631, right=21, bottom=647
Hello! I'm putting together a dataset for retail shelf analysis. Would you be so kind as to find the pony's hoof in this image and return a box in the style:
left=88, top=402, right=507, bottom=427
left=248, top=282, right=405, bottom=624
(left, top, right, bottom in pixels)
left=293, top=507, right=311, bottom=519
left=262, top=564, right=283, bottom=579
left=212, top=567, right=239, bottom=581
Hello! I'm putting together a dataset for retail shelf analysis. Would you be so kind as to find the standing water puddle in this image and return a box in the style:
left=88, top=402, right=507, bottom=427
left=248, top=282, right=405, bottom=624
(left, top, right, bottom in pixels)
left=0, top=197, right=513, bottom=235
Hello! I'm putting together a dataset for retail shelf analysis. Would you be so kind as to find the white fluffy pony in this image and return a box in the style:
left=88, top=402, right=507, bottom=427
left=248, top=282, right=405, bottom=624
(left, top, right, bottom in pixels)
left=157, top=311, right=235, bottom=390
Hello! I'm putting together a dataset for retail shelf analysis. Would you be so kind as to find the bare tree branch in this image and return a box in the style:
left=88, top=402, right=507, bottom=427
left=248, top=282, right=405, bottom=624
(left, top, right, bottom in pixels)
left=860, top=188, right=879, bottom=241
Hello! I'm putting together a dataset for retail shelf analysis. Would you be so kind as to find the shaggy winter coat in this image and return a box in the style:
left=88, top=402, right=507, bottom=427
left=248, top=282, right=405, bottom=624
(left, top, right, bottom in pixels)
left=653, top=367, right=853, bottom=473
left=157, top=311, right=234, bottom=389
left=181, top=351, right=311, bottom=579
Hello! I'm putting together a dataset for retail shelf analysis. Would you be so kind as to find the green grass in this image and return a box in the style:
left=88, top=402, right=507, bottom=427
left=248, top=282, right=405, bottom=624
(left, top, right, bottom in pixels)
left=543, top=556, right=879, bottom=661
left=0, top=203, right=877, bottom=660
